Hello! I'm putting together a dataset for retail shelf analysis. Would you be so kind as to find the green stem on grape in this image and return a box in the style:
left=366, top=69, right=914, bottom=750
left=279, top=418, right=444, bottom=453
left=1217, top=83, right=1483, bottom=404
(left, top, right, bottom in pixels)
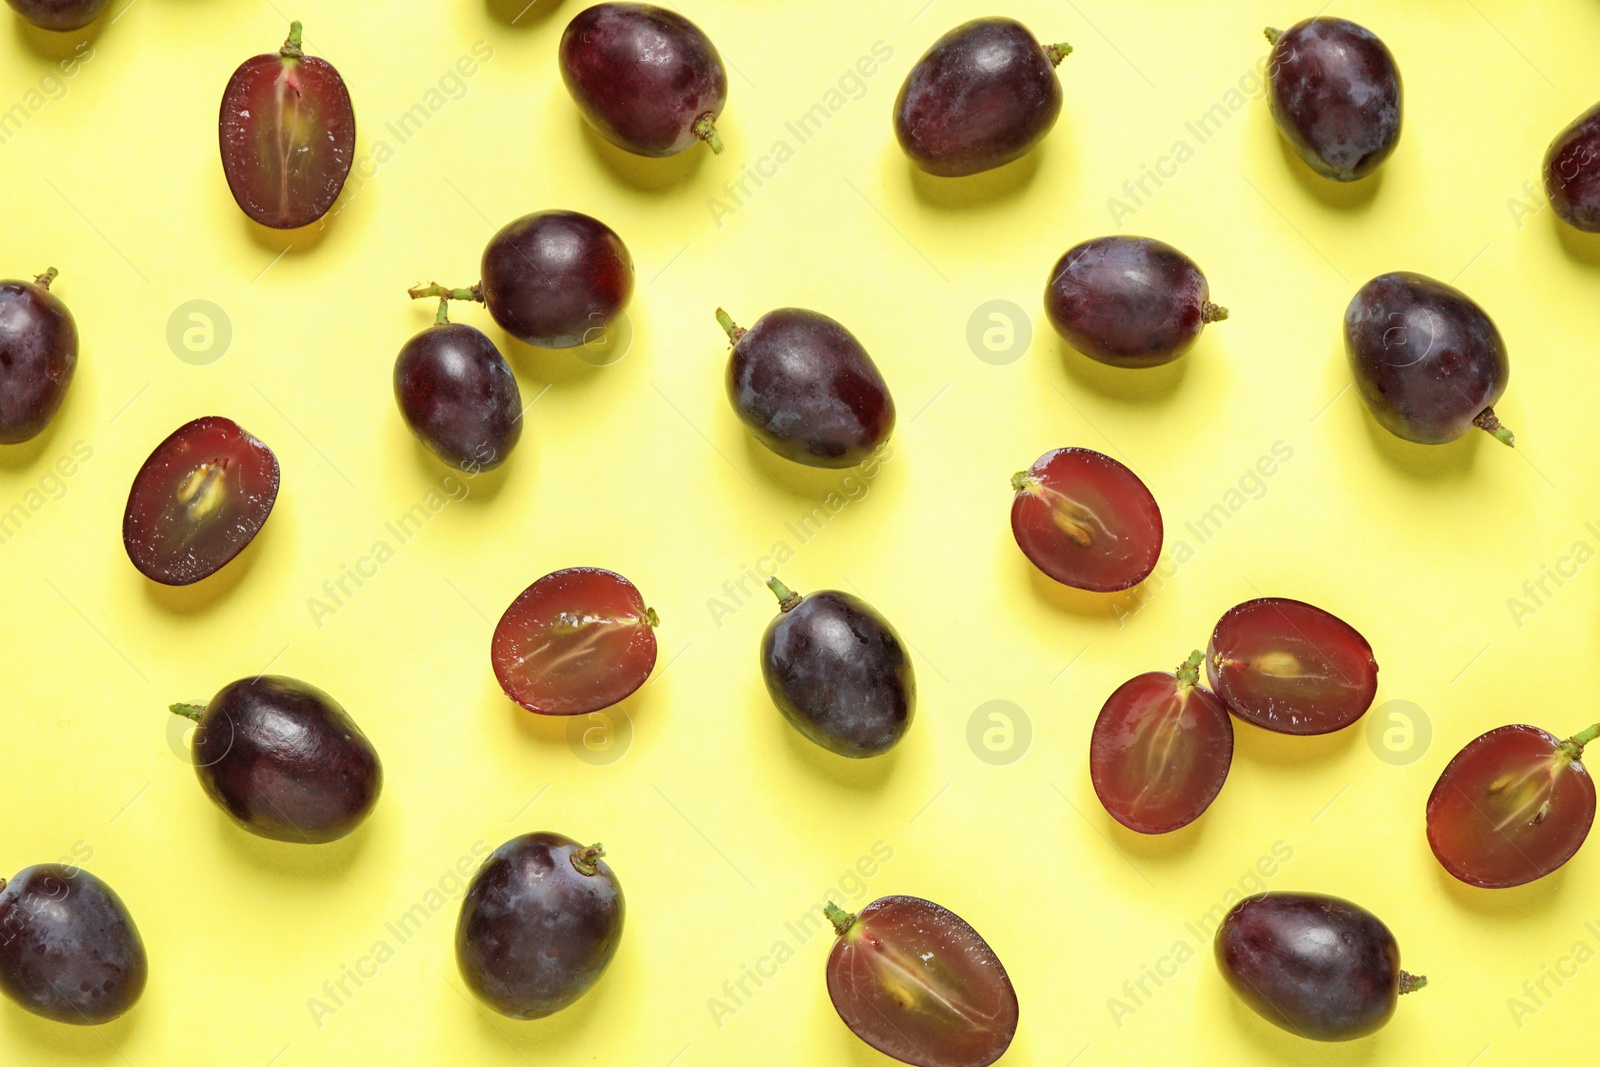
left=1397, top=971, right=1427, bottom=995
left=433, top=298, right=451, bottom=326
left=1264, top=27, right=1282, bottom=45
left=169, top=703, right=206, bottom=723
left=34, top=267, right=57, bottom=290
left=570, top=843, right=606, bottom=876
left=409, top=282, right=485, bottom=327
left=1203, top=301, right=1229, bottom=323
left=1044, top=42, right=1072, bottom=66
left=767, top=578, right=802, bottom=613
left=693, top=113, right=724, bottom=155
left=715, top=308, right=745, bottom=344
left=1472, top=407, right=1515, bottom=447
left=1561, top=722, right=1600, bottom=761
left=645, top=607, right=660, bottom=628
left=824, top=901, right=857, bottom=937
left=282, top=20, right=304, bottom=59
left=1010, top=471, right=1037, bottom=494
left=1175, top=650, right=1205, bottom=689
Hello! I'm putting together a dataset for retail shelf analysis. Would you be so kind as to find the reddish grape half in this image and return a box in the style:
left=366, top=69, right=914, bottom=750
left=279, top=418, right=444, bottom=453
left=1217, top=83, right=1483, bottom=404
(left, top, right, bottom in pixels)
left=1090, top=651, right=1234, bottom=834
left=1426, top=723, right=1597, bottom=889
left=825, top=896, right=1018, bottom=1067
left=1010, top=447, right=1162, bottom=591
left=123, top=417, right=280, bottom=586
left=1207, top=598, right=1378, bottom=735
left=219, top=21, right=355, bottom=230
left=491, top=568, right=658, bottom=716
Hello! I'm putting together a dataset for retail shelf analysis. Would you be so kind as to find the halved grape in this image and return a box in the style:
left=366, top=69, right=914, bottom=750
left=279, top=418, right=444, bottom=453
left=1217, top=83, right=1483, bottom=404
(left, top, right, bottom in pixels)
left=1426, top=723, right=1597, bottom=888
left=1090, top=651, right=1234, bottom=834
left=491, top=568, right=658, bottom=716
left=1010, top=447, right=1162, bottom=591
left=825, top=896, right=1018, bottom=1067
left=1206, top=598, right=1377, bottom=735
left=122, top=417, right=280, bottom=585
left=219, top=21, right=355, bottom=229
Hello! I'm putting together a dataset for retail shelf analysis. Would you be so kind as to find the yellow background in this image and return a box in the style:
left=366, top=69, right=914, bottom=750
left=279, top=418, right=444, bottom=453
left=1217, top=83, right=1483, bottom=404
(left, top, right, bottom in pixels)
left=3, top=0, right=1599, bottom=1063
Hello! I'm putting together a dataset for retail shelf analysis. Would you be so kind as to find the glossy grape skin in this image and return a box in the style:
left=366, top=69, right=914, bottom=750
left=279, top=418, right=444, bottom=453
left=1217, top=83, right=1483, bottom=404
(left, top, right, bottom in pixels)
left=559, top=3, right=727, bottom=157
left=1010, top=447, right=1162, bottom=591
left=1344, top=272, right=1513, bottom=445
left=1426, top=725, right=1596, bottom=889
left=0, top=866, right=146, bottom=1025
left=826, top=896, right=1018, bottom=1067
left=122, top=416, right=280, bottom=586
left=761, top=581, right=914, bottom=758
left=1090, top=654, right=1233, bottom=834
left=5, top=0, right=106, bottom=30
left=480, top=211, right=634, bottom=349
left=1044, top=236, right=1225, bottom=368
left=219, top=23, right=355, bottom=230
left=1544, top=102, right=1600, bottom=232
left=456, top=832, right=623, bottom=1020
left=492, top=568, right=658, bottom=716
left=1266, top=18, right=1402, bottom=182
left=721, top=307, right=895, bottom=469
left=176, top=676, right=382, bottom=844
left=395, top=323, right=522, bottom=472
left=1207, top=598, right=1378, bottom=735
left=0, top=270, right=76, bottom=444
left=1216, top=893, right=1423, bottom=1041
left=894, top=17, right=1067, bottom=177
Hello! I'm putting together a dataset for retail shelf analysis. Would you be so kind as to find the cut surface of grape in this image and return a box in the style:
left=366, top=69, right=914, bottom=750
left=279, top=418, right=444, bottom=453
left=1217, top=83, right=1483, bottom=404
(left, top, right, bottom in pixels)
left=1090, top=651, right=1234, bottom=833
left=825, top=896, right=1018, bottom=1067
left=122, top=416, right=280, bottom=586
left=491, top=568, right=658, bottom=716
left=1010, top=447, right=1161, bottom=591
left=1207, top=598, right=1377, bottom=734
left=1426, top=723, right=1597, bottom=888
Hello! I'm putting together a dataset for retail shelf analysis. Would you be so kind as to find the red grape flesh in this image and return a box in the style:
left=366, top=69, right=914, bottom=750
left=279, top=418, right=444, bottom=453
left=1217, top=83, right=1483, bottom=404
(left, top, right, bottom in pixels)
left=491, top=568, right=658, bottom=716
left=1010, top=447, right=1162, bottom=591
left=1426, top=723, right=1597, bottom=888
left=1207, top=598, right=1378, bottom=735
left=1090, top=651, right=1234, bottom=834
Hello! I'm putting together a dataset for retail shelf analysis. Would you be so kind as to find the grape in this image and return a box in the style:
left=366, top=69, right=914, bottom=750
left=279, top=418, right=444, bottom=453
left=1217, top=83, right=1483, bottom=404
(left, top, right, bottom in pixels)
left=1010, top=447, right=1162, bottom=591
left=0, top=866, right=146, bottom=1025
left=1265, top=18, right=1402, bottom=182
left=5, top=0, right=109, bottom=32
left=395, top=295, right=522, bottom=472
left=491, top=568, right=658, bottom=716
left=718, top=307, right=895, bottom=469
left=219, top=21, right=355, bottom=230
left=457, top=832, right=623, bottom=1019
left=825, top=895, right=1018, bottom=1067
left=0, top=268, right=76, bottom=444
left=1206, top=598, right=1378, bottom=735
left=1090, top=651, right=1233, bottom=833
left=1544, top=101, right=1600, bottom=232
left=1426, top=723, right=1597, bottom=888
left=1044, top=236, right=1226, bottom=368
left=122, top=416, right=280, bottom=586
left=894, top=17, right=1069, bottom=177
left=169, top=676, right=382, bottom=844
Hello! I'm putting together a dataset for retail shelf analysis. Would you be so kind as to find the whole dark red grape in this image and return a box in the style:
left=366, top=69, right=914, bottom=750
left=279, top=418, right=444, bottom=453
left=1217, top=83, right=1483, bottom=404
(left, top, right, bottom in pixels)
left=170, top=676, right=382, bottom=844
left=1207, top=598, right=1378, bottom=735
left=0, top=865, right=146, bottom=1025
left=718, top=307, right=895, bottom=468
left=1544, top=101, right=1600, bottom=232
left=1344, top=271, right=1513, bottom=445
left=1265, top=18, right=1402, bottom=182
left=480, top=211, right=634, bottom=349
left=1426, top=723, right=1597, bottom=888
left=122, top=416, right=280, bottom=586
left=457, top=832, right=623, bottom=1020
left=1216, top=892, right=1425, bottom=1041
left=825, top=895, right=1018, bottom=1067
left=895, top=17, right=1069, bottom=177
left=6, top=0, right=107, bottom=30
left=219, top=21, right=355, bottom=229
left=761, top=579, right=913, bottom=758
left=492, top=568, right=658, bottom=716
left=395, top=297, right=522, bottom=472
left=1011, top=447, right=1162, bottom=591
left=1090, top=651, right=1233, bottom=834
left=0, top=268, right=77, bottom=444
left=1044, top=236, right=1226, bottom=367
left=560, top=3, right=727, bottom=157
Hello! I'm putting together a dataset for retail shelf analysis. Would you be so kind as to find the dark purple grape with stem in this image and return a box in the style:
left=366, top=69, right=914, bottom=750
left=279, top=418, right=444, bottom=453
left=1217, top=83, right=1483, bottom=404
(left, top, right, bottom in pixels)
left=1545, top=101, right=1600, bottom=233
left=0, top=866, right=146, bottom=1025
left=0, top=267, right=77, bottom=444
left=1265, top=18, right=1402, bottom=182
left=396, top=292, right=522, bottom=471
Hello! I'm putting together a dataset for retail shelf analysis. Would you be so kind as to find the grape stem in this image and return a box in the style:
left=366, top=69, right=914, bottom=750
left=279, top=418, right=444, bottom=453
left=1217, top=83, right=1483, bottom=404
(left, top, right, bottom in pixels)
left=715, top=308, right=746, bottom=344
left=570, top=843, right=606, bottom=876
left=1202, top=301, right=1229, bottom=323
left=34, top=267, right=57, bottom=290
left=281, top=20, right=304, bottom=59
left=410, top=282, right=485, bottom=324
left=1174, top=650, right=1205, bottom=689
left=1264, top=27, right=1282, bottom=45
left=1044, top=42, right=1072, bottom=66
left=169, top=703, right=206, bottom=723
left=1010, top=471, right=1038, bottom=494
left=1397, top=971, right=1428, bottom=995
left=824, top=901, right=857, bottom=937
left=766, top=578, right=802, bottom=613
left=1472, top=407, right=1515, bottom=447
left=1561, top=722, right=1600, bottom=761
left=692, top=113, right=724, bottom=155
